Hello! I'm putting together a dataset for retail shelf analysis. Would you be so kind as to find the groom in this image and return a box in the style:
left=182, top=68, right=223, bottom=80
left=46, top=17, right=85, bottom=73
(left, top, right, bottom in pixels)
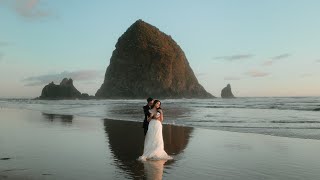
left=143, top=97, right=153, bottom=136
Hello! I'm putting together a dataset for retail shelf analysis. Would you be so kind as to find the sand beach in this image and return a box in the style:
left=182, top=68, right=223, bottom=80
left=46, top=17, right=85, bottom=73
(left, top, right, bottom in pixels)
left=1, top=108, right=320, bottom=179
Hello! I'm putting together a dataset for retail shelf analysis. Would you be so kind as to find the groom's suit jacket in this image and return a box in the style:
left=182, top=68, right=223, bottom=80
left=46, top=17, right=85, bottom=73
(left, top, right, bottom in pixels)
left=143, top=105, right=151, bottom=130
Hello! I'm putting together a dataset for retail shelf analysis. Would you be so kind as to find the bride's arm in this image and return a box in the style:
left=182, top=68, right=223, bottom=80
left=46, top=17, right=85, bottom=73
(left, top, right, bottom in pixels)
left=159, top=109, right=163, bottom=122
left=147, top=113, right=153, bottom=122
left=147, top=111, right=154, bottom=122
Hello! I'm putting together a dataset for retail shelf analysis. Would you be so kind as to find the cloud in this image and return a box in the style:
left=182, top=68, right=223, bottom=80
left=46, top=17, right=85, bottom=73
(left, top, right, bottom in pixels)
left=224, top=76, right=241, bottom=80
left=213, top=54, right=254, bottom=61
left=262, top=53, right=291, bottom=66
left=22, top=70, right=104, bottom=86
left=245, top=70, right=270, bottom=77
left=0, top=41, right=10, bottom=47
left=262, top=60, right=273, bottom=66
left=0, top=41, right=10, bottom=62
left=0, top=53, right=4, bottom=61
left=195, top=72, right=207, bottom=77
left=316, top=59, right=320, bottom=63
left=271, top=53, right=291, bottom=60
left=0, top=0, right=51, bottom=20
left=300, top=73, right=312, bottom=78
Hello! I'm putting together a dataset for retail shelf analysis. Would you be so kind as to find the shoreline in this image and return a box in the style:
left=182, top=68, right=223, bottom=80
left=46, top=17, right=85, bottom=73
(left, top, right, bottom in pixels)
left=1, top=106, right=320, bottom=141
left=2, top=95, right=320, bottom=99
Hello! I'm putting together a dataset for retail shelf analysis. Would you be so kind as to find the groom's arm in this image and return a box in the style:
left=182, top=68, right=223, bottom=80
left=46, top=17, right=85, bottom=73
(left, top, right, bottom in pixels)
left=143, top=106, right=149, bottom=115
left=143, top=106, right=150, bottom=120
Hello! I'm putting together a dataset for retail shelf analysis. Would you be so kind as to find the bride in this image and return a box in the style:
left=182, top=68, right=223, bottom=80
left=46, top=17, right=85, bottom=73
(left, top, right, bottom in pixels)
left=139, top=100, right=172, bottom=161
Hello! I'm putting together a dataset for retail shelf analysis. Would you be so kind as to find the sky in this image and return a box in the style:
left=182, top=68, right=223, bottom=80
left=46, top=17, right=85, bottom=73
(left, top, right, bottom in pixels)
left=0, top=0, right=320, bottom=98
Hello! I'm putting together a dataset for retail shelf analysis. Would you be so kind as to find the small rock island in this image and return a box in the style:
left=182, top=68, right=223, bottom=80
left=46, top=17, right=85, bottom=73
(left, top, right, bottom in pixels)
left=221, top=84, right=235, bottom=98
left=39, top=78, right=90, bottom=99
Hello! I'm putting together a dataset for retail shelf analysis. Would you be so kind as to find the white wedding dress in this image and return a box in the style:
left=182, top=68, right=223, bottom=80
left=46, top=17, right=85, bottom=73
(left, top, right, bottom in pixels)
left=139, top=111, right=172, bottom=161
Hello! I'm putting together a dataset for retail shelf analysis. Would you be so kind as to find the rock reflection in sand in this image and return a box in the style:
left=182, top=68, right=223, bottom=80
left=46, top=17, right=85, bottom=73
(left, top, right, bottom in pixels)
left=42, top=113, right=73, bottom=123
left=103, top=119, right=193, bottom=179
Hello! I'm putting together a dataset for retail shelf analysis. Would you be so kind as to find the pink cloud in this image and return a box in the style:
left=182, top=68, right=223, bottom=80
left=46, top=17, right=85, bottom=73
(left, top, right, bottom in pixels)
left=245, top=70, right=270, bottom=77
left=262, top=60, right=273, bottom=66
left=15, top=0, right=50, bottom=18
left=1, top=0, right=51, bottom=19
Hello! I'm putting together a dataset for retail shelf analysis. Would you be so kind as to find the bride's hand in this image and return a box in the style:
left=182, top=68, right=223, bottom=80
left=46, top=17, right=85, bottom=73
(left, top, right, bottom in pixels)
left=147, top=113, right=154, bottom=122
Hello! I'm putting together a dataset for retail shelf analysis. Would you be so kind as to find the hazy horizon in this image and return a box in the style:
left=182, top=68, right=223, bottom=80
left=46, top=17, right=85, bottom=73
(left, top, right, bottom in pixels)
left=1, top=0, right=320, bottom=98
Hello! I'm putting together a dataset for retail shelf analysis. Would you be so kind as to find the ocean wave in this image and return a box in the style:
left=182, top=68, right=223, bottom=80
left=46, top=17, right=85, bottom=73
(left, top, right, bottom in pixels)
left=271, top=120, right=320, bottom=124
left=193, top=104, right=320, bottom=112
left=194, top=125, right=320, bottom=130
left=1, top=97, right=320, bottom=139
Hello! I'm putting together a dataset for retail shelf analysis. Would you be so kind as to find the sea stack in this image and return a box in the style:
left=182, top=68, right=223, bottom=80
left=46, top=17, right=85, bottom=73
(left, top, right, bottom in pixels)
left=96, top=19, right=213, bottom=99
left=221, top=84, right=235, bottom=98
left=39, top=78, right=87, bottom=99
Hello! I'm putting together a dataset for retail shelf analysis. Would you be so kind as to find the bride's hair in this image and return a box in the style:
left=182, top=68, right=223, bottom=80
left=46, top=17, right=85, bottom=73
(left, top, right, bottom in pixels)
left=151, top=99, right=161, bottom=109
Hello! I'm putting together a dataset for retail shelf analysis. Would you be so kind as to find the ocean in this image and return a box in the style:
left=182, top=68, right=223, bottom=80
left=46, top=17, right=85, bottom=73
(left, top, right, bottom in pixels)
left=1, top=97, right=319, bottom=139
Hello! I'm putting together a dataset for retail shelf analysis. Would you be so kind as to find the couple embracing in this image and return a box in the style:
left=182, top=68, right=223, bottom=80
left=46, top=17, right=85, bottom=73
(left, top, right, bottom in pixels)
left=139, top=97, right=172, bottom=161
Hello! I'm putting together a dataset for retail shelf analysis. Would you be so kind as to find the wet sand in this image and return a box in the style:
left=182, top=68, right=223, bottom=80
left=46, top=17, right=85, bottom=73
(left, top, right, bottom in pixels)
left=1, top=108, right=320, bottom=179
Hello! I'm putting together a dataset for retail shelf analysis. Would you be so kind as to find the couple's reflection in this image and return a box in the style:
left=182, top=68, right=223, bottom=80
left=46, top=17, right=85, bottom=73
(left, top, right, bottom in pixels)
left=103, top=119, right=193, bottom=179
left=142, top=159, right=167, bottom=180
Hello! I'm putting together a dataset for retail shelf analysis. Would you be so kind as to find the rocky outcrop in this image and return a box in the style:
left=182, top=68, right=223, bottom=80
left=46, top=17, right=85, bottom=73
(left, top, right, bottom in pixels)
left=39, top=78, right=89, bottom=99
left=96, top=19, right=213, bottom=99
left=221, top=84, right=235, bottom=98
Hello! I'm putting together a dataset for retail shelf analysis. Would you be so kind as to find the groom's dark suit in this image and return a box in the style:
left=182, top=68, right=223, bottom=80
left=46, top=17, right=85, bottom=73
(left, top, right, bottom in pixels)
left=143, top=105, right=151, bottom=136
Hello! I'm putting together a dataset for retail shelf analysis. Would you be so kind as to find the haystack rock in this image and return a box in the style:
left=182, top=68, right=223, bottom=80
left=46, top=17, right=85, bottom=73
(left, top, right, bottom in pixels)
left=39, top=78, right=88, bottom=99
left=221, top=84, right=235, bottom=98
left=96, top=19, right=213, bottom=99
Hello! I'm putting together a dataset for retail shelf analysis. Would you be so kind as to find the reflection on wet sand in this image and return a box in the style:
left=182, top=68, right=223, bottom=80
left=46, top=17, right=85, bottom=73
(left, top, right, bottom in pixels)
left=42, top=113, right=73, bottom=123
left=143, top=160, right=167, bottom=180
left=103, top=119, right=193, bottom=179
